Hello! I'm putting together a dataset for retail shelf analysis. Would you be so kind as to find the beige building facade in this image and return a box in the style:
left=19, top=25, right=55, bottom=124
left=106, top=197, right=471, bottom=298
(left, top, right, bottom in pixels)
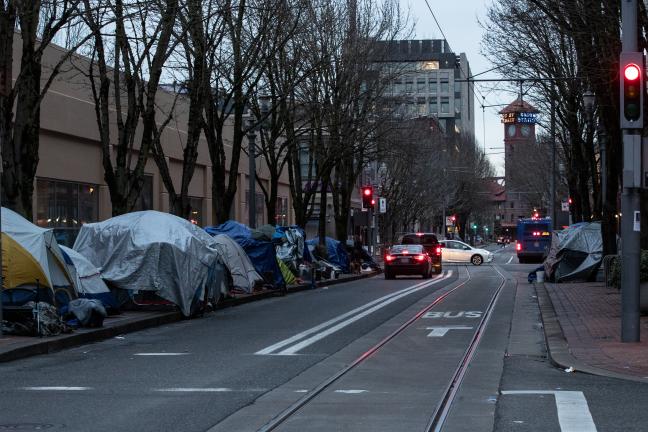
left=15, top=39, right=294, bottom=246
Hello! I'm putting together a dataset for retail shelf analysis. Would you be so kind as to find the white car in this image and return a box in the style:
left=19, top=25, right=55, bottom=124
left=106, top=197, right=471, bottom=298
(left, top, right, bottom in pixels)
left=439, top=240, right=493, bottom=266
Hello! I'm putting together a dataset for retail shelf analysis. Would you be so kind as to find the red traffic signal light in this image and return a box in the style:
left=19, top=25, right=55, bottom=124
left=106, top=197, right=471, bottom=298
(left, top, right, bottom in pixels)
left=620, top=52, right=644, bottom=127
left=361, top=186, right=374, bottom=209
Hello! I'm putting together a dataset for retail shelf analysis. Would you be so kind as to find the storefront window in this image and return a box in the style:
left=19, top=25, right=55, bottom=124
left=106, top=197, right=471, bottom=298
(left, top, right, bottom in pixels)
left=276, top=197, right=289, bottom=226
left=36, top=178, right=99, bottom=247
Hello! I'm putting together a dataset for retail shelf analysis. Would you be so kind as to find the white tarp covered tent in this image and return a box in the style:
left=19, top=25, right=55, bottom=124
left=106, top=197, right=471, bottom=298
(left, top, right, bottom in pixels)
left=73, top=211, right=224, bottom=316
left=1, top=207, right=76, bottom=303
left=211, top=234, right=263, bottom=293
left=59, top=245, right=116, bottom=307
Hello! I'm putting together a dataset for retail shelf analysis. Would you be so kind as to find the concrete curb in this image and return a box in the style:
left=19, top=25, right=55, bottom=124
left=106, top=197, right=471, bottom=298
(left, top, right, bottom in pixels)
left=535, top=282, right=648, bottom=384
left=0, top=271, right=379, bottom=363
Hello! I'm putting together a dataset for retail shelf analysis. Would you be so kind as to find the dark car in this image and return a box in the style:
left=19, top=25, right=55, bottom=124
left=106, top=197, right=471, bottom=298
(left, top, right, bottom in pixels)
left=399, top=233, right=442, bottom=274
left=384, top=244, right=433, bottom=279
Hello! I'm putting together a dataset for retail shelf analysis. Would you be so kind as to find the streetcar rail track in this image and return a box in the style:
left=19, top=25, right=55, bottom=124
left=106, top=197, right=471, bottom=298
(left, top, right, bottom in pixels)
left=254, top=265, right=508, bottom=432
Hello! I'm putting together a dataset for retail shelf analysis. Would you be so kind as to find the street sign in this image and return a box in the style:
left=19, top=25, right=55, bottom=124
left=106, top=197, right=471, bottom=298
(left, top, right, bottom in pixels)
left=378, top=197, right=387, bottom=214
left=561, top=201, right=569, bottom=211
left=445, top=216, right=454, bottom=226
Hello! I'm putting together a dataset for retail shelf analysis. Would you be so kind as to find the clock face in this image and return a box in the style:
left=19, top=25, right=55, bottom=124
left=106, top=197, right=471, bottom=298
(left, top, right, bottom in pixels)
left=521, top=125, right=532, bottom=137
left=507, top=125, right=516, bottom=137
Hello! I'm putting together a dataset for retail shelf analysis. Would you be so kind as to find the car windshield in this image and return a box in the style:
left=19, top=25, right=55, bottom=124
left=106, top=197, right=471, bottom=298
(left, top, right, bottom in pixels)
left=391, top=244, right=423, bottom=254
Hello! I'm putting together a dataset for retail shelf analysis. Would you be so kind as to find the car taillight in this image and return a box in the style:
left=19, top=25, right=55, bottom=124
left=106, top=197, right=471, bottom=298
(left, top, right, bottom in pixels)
left=516, top=242, right=522, bottom=251
left=385, top=255, right=395, bottom=262
left=435, top=247, right=441, bottom=255
left=415, top=254, right=425, bottom=261
left=402, top=250, right=409, bottom=254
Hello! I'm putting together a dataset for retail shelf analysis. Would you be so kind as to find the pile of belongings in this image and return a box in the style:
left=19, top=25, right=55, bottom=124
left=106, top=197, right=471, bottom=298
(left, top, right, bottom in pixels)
left=2, top=301, right=73, bottom=336
left=543, top=222, right=603, bottom=282
left=307, top=237, right=350, bottom=276
left=74, top=211, right=226, bottom=316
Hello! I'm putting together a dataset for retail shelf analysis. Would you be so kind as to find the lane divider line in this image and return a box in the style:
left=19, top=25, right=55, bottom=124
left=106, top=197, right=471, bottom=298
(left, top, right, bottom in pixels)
left=255, top=272, right=452, bottom=355
left=276, top=272, right=453, bottom=355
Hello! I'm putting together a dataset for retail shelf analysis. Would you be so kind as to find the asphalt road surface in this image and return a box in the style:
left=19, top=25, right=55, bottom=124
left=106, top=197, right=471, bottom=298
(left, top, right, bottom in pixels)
left=0, top=244, right=646, bottom=432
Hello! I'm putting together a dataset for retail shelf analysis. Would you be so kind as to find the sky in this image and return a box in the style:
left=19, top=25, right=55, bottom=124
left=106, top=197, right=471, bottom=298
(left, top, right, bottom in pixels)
left=405, top=0, right=517, bottom=176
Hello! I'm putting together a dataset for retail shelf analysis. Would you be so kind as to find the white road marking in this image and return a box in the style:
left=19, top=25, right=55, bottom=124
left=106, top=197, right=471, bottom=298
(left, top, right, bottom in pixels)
left=506, top=256, right=514, bottom=264
left=334, top=390, right=368, bottom=394
left=425, top=326, right=473, bottom=337
left=501, top=390, right=597, bottom=432
left=294, top=390, right=308, bottom=393
left=155, top=388, right=266, bottom=393
left=134, top=353, right=189, bottom=356
left=423, top=311, right=483, bottom=319
left=273, top=272, right=454, bottom=355
left=22, top=387, right=91, bottom=391
left=255, top=271, right=452, bottom=355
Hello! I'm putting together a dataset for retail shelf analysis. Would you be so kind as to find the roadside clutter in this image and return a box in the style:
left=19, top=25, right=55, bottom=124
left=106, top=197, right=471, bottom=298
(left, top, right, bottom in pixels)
left=0, top=208, right=380, bottom=356
left=524, top=221, right=648, bottom=383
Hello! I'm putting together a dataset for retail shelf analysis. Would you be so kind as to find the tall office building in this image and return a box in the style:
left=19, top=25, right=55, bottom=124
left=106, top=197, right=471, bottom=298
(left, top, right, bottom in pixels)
left=375, top=39, right=475, bottom=137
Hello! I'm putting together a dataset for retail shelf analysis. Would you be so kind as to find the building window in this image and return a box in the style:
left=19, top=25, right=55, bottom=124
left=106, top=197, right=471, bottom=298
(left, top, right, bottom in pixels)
left=276, top=196, right=289, bottom=226
left=394, top=79, right=403, bottom=94
left=440, top=79, right=449, bottom=93
left=454, top=81, right=461, bottom=93
left=429, top=98, right=438, bottom=114
left=441, top=97, right=450, bottom=114
left=405, top=77, right=413, bottom=93
left=416, top=78, right=426, bottom=93
left=188, top=197, right=203, bottom=226
left=417, top=98, right=427, bottom=116
left=510, top=201, right=515, bottom=209
left=36, top=178, right=99, bottom=247
left=132, top=175, right=153, bottom=212
left=455, top=97, right=462, bottom=114
left=440, top=72, right=449, bottom=79
left=510, top=214, right=514, bottom=222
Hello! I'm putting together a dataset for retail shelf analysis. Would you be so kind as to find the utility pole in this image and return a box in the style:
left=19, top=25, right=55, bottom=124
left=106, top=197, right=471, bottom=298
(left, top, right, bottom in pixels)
left=550, top=90, right=556, bottom=222
left=620, top=0, right=642, bottom=342
left=247, top=126, right=257, bottom=229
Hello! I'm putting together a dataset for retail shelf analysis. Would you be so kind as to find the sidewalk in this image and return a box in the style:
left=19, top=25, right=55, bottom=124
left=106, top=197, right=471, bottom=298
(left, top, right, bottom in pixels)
left=536, top=280, right=648, bottom=383
left=0, top=271, right=378, bottom=363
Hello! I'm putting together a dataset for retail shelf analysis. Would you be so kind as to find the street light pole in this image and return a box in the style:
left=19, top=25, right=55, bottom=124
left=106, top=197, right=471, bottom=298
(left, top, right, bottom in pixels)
left=247, top=126, right=257, bottom=229
left=550, top=91, right=556, bottom=223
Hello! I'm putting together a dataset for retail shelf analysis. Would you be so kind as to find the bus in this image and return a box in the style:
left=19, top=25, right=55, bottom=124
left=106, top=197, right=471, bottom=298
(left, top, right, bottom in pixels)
left=516, top=217, right=552, bottom=263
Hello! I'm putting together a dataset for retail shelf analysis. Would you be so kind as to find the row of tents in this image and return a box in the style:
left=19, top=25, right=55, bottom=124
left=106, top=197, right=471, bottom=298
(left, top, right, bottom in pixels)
left=1, top=208, right=357, bottom=328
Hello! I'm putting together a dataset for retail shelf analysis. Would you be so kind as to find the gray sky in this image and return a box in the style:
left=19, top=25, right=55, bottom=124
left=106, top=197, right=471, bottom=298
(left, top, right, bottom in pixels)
left=405, top=0, right=517, bottom=176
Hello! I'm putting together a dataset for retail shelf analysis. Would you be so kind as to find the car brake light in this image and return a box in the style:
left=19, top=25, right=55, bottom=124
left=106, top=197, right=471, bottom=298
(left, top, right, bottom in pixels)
left=516, top=242, right=522, bottom=251
left=415, top=254, right=425, bottom=261
left=385, top=255, right=395, bottom=262
left=416, top=232, right=424, bottom=236
left=402, top=250, right=409, bottom=254
left=435, top=247, right=441, bottom=255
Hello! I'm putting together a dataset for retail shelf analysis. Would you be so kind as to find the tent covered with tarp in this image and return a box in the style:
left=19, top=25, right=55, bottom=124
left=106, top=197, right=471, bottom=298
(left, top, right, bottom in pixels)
left=1, top=207, right=76, bottom=306
left=59, top=245, right=118, bottom=309
left=306, top=237, right=350, bottom=273
left=74, top=211, right=224, bottom=316
left=210, top=234, right=263, bottom=293
left=205, top=221, right=285, bottom=288
left=544, top=222, right=603, bottom=282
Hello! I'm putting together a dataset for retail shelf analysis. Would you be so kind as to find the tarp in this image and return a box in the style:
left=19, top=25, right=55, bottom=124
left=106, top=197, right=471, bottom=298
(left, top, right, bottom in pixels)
left=306, top=237, right=350, bottom=273
left=205, top=221, right=284, bottom=287
left=1, top=207, right=76, bottom=306
left=74, top=211, right=224, bottom=316
left=59, top=245, right=118, bottom=309
left=211, top=234, right=263, bottom=293
left=544, top=222, right=602, bottom=282
left=275, top=226, right=306, bottom=271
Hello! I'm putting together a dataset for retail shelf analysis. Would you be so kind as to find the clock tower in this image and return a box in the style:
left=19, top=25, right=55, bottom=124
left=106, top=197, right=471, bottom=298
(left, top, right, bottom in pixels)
left=498, top=98, right=540, bottom=230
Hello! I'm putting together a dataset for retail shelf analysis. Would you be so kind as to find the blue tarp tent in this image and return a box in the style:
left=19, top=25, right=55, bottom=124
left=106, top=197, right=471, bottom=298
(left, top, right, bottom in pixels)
left=306, top=237, right=350, bottom=273
left=205, top=221, right=285, bottom=288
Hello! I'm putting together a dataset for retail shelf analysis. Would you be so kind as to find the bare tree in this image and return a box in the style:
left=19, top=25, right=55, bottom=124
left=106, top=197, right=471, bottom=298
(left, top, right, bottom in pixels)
left=0, top=0, right=85, bottom=218
left=81, top=0, right=179, bottom=215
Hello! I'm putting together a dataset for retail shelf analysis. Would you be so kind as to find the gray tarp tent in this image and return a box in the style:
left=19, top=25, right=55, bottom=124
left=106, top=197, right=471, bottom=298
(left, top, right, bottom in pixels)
left=74, top=211, right=224, bottom=316
left=211, top=234, right=263, bottom=293
left=544, top=222, right=602, bottom=282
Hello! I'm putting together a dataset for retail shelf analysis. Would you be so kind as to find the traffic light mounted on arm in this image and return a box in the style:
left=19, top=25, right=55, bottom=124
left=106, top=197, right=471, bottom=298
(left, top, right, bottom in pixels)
left=620, top=52, right=645, bottom=129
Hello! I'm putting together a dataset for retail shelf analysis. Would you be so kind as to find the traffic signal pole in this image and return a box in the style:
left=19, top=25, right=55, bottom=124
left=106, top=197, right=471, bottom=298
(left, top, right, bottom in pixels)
left=620, top=0, right=641, bottom=342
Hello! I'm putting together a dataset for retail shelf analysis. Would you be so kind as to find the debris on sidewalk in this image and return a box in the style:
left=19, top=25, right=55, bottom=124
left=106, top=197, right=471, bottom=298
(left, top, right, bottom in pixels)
left=564, top=366, right=575, bottom=373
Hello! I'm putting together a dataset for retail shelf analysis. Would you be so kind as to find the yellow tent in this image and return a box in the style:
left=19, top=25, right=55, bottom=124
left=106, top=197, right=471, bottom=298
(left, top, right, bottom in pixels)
left=2, top=232, right=51, bottom=289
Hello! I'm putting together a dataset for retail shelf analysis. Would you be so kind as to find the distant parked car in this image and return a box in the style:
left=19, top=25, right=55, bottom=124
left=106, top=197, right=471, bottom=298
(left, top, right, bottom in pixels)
left=384, top=244, right=435, bottom=279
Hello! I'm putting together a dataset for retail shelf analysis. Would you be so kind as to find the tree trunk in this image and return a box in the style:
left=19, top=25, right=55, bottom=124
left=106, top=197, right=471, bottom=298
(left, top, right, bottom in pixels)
left=318, top=175, right=329, bottom=245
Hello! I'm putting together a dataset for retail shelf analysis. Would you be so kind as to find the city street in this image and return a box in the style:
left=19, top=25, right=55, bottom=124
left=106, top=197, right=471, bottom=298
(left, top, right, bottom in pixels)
left=1, top=245, right=646, bottom=432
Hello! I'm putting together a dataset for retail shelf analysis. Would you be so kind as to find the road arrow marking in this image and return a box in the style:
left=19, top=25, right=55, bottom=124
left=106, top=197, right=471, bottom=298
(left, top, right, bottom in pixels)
left=425, top=326, right=473, bottom=337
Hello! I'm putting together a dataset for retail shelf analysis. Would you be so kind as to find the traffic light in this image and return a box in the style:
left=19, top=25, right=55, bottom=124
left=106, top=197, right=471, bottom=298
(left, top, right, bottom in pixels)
left=361, top=186, right=373, bottom=209
left=620, top=52, right=644, bottom=128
